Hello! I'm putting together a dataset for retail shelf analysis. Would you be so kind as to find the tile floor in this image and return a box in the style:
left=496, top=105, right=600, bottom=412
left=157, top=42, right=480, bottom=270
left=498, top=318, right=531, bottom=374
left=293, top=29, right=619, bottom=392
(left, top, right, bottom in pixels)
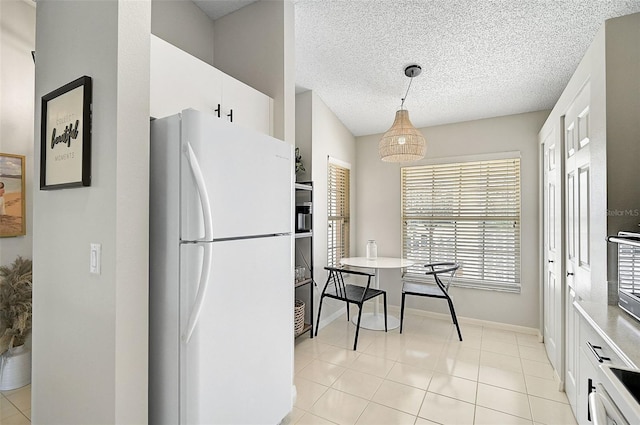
left=0, top=312, right=578, bottom=425
left=285, top=310, right=578, bottom=425
left=0, top=385, right=30, bottom=425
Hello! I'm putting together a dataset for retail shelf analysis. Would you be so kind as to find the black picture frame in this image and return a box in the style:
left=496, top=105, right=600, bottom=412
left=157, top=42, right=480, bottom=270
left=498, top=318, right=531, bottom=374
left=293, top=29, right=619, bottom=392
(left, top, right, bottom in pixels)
left=40, top=75, right=92, bottom=190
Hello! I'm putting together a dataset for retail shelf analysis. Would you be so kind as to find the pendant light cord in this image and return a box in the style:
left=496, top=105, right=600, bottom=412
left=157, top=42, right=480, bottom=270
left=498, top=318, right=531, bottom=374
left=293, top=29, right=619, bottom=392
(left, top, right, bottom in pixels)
left=400, top=76, right=414, bottom=109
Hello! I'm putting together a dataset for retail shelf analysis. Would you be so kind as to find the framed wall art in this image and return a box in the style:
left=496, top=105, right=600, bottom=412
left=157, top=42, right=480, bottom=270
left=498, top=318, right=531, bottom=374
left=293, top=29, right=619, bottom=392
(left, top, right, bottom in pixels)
left=0, top=153, right=26, bottom=237
left=40, top=75, right=92, bottom=190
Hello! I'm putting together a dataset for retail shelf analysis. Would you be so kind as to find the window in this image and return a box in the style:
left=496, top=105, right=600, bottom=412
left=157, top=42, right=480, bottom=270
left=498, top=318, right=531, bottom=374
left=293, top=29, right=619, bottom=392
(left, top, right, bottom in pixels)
left=327, top=160, right=350, bottom=267
left=401, top=157, right=521, bottom=292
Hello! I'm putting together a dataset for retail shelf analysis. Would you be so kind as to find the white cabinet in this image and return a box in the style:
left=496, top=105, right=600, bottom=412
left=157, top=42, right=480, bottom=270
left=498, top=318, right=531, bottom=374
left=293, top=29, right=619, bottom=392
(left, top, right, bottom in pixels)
left=220, top=74, right=272, bottom=135
left=150, top=35, right=222, bottom=120
left=150, top=35, right=273, bottom=136
left=575, top=312, right=629, bottom=425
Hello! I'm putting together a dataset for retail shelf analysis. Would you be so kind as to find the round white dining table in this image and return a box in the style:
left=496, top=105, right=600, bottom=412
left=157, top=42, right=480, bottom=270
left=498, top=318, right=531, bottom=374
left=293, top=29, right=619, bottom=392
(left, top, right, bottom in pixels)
left=339, top=257, right=415, bottom=331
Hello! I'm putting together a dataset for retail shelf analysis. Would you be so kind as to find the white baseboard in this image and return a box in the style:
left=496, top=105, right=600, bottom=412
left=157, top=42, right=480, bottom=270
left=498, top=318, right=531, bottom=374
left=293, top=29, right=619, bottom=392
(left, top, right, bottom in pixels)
left=317, top=306, right=347, bottom=331
left=316, top=304, right=539, bottom=336
left=387, top=305, right=540, bottom=335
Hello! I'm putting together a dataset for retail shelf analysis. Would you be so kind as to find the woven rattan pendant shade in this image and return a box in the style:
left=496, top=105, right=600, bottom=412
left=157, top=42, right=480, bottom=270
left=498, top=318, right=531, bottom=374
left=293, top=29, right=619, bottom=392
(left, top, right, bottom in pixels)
left=379, top=109, right=426, bottom=162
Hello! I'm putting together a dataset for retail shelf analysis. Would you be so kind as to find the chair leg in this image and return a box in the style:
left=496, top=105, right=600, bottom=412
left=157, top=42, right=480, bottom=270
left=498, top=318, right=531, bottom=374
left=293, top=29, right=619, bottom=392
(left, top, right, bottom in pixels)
left=353, top=306, right=364, bottom=351
left=400, top=292, right=406, bottom=334
left=314, top=295, right=325, bottom=337
left=346, top=301, right=350, bottom=321
left=446, top=297, right=463, bottom=341
left=383, top=293, right=388, bottom=332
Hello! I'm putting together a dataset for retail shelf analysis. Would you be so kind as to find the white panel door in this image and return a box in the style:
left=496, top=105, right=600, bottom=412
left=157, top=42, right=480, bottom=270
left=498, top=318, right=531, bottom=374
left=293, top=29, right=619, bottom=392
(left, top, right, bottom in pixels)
left=565, top=83, right=591, bottom=299
left=180, top=236, right=293, bottom=425
left=180, top=109, right=292, bottom=241
left=564, top=82, right=591, bottom=414
left=543, top=127, right=564, bottom=378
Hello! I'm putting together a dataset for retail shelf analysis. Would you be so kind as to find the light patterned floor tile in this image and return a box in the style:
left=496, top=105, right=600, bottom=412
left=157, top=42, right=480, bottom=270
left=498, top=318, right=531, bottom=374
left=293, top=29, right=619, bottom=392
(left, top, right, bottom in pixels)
left=309, top=388, right=368, bottom=425
left=2, top=388, right=30, bottom=416
left=295, top=377, right=330, bottom=410
left=456, top=334, right=483, bottom=349
left=418, top=392, right=476, bottom=424
left=360, top=334, right=404, bottom=361
left=474, top=406, right=533, bottom=425
left=0, top=398, right=20, bottom=420
left=441, top=345, right=481, bottom=362
left=0, top=413, right=30, bottom=425
left=371, top=380, right=426, bottom=416
left=415, top=418, right=441, bottom=425
left=317, top=346, right=361, bottom=368
left=478, top=365, right=527, bottom=393
left=298, top=359, right=347, bottom=387
left=516, top=333, right=543, bottom=348
left=481, top=340, right=521, bottom=357
left=428, top=372, right=478, bottom=404
left=355, top=401, right=416, bottom=425
left=385, top=362, right=433, bottom=390
left=524, top=375, right=566, bottom=403
left=349, top=353, right=395, bottom=378
left=434, top=356, right=479, bottom=381
left=331, top=369, right=384, bottom=400
left=479, top=351, right=523, bottom=373
left=518, top=346, right=550, bottom=363
left=482, top=329, right=518, bottom=344
left=397, top=342, right=442, bottom=370
left=295, top=316, right=579, bottom=425
left=528, top=395, right=577, bottom=425
left=476, top=383, right=532, bottom=420
left=281, top=407, right=305, bottom=425
left=295, top=339, right=335, bottom=357
left=296, top=412, right=340, bottom=425
left=296, top=350, right=316, bottom=373
left=521, top=358, right=557, bottom=380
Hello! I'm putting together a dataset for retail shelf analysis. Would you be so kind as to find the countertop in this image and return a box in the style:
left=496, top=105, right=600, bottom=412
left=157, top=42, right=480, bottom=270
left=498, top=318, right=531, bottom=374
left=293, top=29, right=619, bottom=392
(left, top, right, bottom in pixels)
left=575, top=299, right=640, bottom=368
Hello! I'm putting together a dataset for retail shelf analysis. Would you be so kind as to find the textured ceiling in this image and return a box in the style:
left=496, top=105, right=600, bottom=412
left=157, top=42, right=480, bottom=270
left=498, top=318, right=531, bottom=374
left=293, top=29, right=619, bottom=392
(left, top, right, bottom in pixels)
left=194, top=1, right=640, bottom=136
left=295, top=0, right=640, bottom=136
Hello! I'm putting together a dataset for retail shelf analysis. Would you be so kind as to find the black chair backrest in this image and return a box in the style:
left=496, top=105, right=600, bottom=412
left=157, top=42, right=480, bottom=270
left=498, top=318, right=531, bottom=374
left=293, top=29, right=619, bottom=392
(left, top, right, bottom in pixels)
left=323, top=266, right=375, bottom=303
left=424, top=262, right=460, bottom=291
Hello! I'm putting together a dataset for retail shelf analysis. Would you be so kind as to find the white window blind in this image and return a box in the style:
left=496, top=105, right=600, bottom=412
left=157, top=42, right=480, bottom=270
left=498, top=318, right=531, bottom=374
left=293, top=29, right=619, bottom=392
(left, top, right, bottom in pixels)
left=401, top=158, right=521, bottom=292
left=327, top=162, right=350, bottom=267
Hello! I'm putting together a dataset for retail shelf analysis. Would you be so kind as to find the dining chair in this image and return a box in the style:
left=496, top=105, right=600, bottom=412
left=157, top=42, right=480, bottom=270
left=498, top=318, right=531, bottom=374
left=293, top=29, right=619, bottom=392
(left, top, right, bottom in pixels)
left=315, top=266, right=387, bottom=350
left=400, top=262, right=462, bottom=341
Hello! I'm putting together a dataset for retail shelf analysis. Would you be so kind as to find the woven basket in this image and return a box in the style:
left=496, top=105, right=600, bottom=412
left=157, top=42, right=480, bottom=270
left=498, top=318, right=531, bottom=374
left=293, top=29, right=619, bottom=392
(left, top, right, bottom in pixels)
left=294, top=300, right=305, bottom=336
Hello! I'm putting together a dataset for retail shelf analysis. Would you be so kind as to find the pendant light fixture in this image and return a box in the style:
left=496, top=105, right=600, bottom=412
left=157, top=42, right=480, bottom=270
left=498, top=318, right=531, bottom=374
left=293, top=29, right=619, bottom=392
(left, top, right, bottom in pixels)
left=379, top=64, right=426, bottom=162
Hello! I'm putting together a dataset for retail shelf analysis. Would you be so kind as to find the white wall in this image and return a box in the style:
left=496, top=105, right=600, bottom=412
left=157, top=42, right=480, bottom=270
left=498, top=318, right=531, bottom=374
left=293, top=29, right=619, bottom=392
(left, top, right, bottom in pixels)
left=32, top=1, right=150, bottom=423
left=295, top=91, right=312, bottom=180
left=295, top=91, right=357, bottom=326
left=0, top=0, right=35, bottom=265
left=356, top=111, right=549, bottom=328
left=151, top=0, right=215, bottom=65
left=213, top=0, right=295, bottom=144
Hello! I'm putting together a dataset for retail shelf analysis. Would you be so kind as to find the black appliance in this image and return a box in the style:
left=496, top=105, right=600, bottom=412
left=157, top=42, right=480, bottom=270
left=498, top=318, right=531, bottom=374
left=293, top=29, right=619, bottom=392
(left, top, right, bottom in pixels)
left=608, top=231, right=640, bottom=320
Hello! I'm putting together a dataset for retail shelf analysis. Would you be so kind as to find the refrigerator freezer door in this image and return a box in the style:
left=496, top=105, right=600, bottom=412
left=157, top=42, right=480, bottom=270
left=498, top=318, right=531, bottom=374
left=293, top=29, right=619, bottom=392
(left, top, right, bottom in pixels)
left=180, top=109, right=293, bottom=241
left=180, top=236, right=294, bottom=424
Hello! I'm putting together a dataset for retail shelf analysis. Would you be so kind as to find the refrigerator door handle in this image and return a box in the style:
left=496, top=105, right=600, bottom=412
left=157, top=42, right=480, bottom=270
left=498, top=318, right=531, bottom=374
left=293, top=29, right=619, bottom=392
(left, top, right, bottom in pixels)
left=182, top=242, right=214, bottom=343
left=184, top=142, right=214, bottom=241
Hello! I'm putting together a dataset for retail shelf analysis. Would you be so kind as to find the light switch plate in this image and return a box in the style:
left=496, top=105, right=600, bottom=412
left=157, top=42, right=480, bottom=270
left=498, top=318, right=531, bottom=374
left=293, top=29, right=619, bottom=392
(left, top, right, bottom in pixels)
left=90, top=243, right=101, bottom=274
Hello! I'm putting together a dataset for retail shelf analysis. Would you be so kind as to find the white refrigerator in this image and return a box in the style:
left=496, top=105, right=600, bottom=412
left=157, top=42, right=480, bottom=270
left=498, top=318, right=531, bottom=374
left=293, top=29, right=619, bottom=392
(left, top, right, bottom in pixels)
left=149, top=109, right=294, bottom=424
